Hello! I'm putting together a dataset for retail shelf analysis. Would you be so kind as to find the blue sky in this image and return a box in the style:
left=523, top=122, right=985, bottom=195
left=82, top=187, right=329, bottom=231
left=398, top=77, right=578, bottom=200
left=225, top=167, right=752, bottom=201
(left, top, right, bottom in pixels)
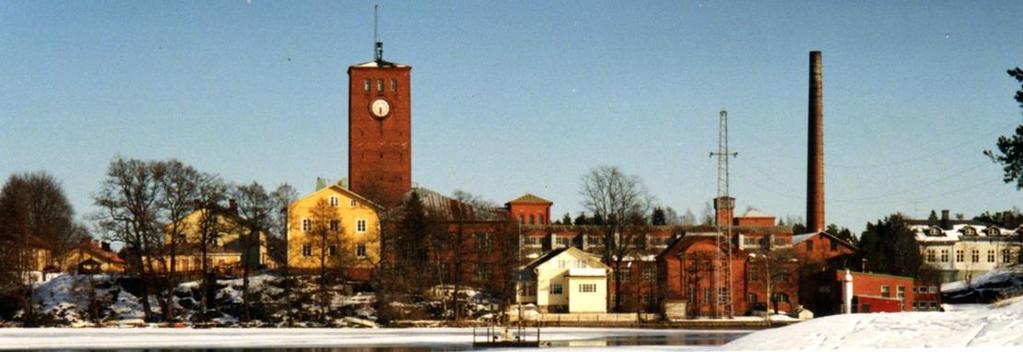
left=2, top=1, right=1022, bottom=233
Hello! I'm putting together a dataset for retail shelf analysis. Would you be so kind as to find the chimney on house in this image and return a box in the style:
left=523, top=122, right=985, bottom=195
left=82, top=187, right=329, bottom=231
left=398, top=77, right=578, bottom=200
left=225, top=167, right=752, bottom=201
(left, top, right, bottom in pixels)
left=941, top=209, right=950, bottom=229
left=807, top=50, right=826, bottom=233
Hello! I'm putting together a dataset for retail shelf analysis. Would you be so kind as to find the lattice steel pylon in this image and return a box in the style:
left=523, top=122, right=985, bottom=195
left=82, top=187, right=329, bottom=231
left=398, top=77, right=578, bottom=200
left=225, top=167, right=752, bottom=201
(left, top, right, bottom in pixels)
left=710, top=109, right=737, bottom=318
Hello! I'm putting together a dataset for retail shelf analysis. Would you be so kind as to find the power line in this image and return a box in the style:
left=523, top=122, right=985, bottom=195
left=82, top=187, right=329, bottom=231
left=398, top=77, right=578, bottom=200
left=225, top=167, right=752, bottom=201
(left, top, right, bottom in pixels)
left=831, top=160, right=990, bottom=203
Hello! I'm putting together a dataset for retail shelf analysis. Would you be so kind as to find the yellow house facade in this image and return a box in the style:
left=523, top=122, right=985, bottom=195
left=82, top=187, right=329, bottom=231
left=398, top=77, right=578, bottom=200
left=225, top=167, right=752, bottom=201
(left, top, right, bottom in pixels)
left=64, top=239, right=126, bottom=273
left=157, top=207, right=269, bottom=273
left=287, top=184, right=381, bottom=280
left=516, top=247, right=610, bottom=313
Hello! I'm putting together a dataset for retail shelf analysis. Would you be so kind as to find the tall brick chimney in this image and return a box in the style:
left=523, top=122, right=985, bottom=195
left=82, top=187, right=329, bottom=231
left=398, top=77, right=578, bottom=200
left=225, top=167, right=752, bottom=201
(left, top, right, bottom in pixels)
left=807, top=51, right=825, bottom=233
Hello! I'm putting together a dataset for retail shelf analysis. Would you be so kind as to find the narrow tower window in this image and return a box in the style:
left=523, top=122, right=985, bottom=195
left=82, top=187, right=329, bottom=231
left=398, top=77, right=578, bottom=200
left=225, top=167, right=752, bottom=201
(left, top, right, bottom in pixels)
left=377, top=79, right=384, bottom=92
left=391, top=79, right=397, bottom=91
left=363, top=79, right=370, bottom=92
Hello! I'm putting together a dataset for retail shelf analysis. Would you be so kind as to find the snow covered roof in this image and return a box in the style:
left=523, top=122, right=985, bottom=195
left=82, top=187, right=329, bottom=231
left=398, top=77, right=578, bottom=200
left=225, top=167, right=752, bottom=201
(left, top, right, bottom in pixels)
left=350, top=60, right=409, bottom=68
left=911, top=223, right=1019, bottom=242
left=739, top=209, right=773, bottom=218
left=791, top=233, right=814, bottom=244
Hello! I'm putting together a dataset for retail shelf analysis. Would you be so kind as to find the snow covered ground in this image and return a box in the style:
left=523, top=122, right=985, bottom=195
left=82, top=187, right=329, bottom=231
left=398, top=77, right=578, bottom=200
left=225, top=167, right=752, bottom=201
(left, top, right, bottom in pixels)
left=0, top=327, right=745, bottom=350
left=723, top=295, right=1023, bottom=350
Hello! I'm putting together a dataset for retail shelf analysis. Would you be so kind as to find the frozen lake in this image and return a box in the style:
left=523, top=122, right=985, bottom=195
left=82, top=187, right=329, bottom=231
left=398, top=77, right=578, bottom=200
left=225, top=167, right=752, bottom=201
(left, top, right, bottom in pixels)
left=0, top=327, right=750, bottom=351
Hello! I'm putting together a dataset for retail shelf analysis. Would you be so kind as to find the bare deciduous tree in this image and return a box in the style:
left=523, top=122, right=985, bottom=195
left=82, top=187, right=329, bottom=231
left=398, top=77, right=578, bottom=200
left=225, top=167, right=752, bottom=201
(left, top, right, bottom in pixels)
left=0, top=172, right=78, bottom=324
left=579, top=166, right=652, bottom=312
left=153, top=159, right=200, bottom=322
left=307, top=198, right=345, bottom=322
left=231, top=181, right=276, bottom=322
left=93, top=158, right=163, bottom=322
left=192, top=174, right=227, bottom=320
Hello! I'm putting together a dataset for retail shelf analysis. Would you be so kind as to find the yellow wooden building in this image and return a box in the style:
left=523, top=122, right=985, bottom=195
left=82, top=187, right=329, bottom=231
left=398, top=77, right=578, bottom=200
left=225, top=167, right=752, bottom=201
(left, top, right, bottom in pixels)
left=287, top=184, right=381, bottom=280
left=64, top=238, right=126, bottom=273
left=157, top=206, right=269, bottom=273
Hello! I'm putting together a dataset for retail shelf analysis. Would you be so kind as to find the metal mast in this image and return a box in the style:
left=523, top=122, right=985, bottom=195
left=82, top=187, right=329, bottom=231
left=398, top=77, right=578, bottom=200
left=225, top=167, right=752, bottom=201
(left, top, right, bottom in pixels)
left=710, top=110, right=737, bottom=318
left=374, top=5, right=383, bottom=61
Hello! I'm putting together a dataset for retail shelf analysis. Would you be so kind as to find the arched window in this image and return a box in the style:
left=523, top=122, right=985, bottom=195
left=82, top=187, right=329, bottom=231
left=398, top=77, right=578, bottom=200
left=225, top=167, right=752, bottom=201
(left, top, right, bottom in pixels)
left=963, top=226, right=976, bottom=236
left=539, top=215, right=545, bottom=225
left=529, top=215, right=535, bottom=225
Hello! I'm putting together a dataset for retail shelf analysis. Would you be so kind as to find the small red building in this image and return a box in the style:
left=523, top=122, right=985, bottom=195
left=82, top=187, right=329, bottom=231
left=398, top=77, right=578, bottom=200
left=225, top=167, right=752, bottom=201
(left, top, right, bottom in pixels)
left=808, top=270, right=915, bottom=315
left=913, top=279, right=942, bottom=311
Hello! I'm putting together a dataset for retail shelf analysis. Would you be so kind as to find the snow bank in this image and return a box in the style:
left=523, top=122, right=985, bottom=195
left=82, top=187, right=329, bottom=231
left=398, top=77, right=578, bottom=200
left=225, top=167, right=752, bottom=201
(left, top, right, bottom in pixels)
left=942, top=264, right=1023, bottom=302
left=723, top=296, right=1023, bottom=350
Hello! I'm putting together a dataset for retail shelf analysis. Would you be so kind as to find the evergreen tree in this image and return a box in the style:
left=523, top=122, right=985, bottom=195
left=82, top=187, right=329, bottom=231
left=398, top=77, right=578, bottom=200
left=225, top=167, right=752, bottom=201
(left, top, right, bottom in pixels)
left=574, top=212, right=589, bottom=225
left=986, top=66, right=1023, bottom=188
left=858, top=214, right=922, bottom=277
left=825, top=223, right=857, bottom=246
left=561, top=212, right=572, bottom=226
left=651, top=207, right=667, bottom=225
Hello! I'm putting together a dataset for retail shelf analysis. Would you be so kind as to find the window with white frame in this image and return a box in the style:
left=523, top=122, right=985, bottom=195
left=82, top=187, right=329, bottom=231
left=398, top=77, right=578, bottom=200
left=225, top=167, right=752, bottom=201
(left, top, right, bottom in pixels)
left=926, top=249, right=936, bottom=262
left=356, top=219, right=367, bottom=233
left=329, top=196, right=339, bottom=207
left=1003, top=249, right=1012, bottom=263
left=579, top=284, right=597, bottom=293
left=941, top=249, right=949, bottom=262
left=350, top=199, right=357, bottom=207
left=956, top=250, right=964, bottom=262
left=356, top=243, right=367, bottom=258
left=302, top=244, right=312, bottom=257
left=988, top=250, right=996, bottom=263
left=551, top=283, right=563, bottom=295
left=330, top=220, right=340, bottom=232
left=881, top=285, right=890, bottom=298
left=972, top=249, right=980, bottom=263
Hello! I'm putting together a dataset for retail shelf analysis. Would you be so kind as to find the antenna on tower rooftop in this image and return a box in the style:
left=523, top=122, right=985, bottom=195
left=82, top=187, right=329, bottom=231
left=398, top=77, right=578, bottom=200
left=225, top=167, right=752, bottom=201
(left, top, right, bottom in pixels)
left=374, top=5, right=383, bottom=61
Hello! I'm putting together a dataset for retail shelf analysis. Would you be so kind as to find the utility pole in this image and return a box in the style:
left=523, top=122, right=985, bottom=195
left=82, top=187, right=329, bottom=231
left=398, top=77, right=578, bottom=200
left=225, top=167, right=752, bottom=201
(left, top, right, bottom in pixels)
left=710, top=110, right=737, bottom=318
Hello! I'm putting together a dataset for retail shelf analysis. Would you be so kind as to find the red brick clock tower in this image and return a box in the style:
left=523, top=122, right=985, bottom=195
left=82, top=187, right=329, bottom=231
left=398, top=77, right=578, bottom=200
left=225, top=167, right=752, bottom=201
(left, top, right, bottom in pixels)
left=348, top=42, right=411, bottom=207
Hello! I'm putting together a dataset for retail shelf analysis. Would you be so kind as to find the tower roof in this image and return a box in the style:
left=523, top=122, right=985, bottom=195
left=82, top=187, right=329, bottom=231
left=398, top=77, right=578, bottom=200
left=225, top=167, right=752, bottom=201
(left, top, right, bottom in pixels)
left=506, top=193, right=552, bottom=205
left=350, top=60, right=409, bottom=69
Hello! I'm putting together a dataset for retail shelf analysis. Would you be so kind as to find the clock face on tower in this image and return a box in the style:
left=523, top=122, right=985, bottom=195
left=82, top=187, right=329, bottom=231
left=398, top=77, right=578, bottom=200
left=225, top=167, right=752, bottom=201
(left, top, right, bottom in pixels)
left=370, top=98, right=391, bottom=120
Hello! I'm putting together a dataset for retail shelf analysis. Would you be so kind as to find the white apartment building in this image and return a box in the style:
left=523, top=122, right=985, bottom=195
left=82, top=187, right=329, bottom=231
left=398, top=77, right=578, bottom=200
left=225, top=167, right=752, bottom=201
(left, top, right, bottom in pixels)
left=908, top=211, right=1022, bottom=283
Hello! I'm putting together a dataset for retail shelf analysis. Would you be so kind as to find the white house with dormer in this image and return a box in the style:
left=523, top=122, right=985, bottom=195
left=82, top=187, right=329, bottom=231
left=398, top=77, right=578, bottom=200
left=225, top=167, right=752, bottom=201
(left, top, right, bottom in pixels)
left=908, top=211, right=1022, bottom=283
left=515, top=246, right=611, bottom=313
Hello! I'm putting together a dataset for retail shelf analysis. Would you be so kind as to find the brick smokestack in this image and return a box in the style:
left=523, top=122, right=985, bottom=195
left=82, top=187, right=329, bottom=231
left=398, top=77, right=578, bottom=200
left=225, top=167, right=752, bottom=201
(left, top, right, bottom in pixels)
left=807, top=51, right=825, bottom=233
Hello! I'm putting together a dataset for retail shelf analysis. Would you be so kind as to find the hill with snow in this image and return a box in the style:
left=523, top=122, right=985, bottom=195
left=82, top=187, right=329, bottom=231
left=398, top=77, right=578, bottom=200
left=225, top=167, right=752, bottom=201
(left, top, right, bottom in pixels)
left=942, top=264, right=1023, bottom=303
left=723, top=296, right=1023, bottom=350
